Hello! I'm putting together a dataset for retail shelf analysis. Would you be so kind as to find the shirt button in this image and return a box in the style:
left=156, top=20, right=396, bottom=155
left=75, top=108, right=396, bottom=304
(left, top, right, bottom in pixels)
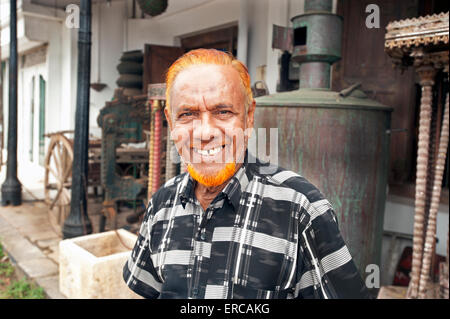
left=200, top=233, right=207, bottom=241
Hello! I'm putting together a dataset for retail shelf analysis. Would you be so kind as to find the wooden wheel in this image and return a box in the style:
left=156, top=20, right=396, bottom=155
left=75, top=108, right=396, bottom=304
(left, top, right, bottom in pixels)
left=44, top=134, right=74, bottom=236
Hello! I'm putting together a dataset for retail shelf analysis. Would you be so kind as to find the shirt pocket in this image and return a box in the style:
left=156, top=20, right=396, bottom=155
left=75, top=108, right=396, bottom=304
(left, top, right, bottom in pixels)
left=231, top=242, right=298, bottom=292
left=231, top=283, right=293, bottom=299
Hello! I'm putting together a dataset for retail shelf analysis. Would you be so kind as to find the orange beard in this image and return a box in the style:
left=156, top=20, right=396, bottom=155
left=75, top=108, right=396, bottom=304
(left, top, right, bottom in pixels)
left=187, top=162, right=237, bottom=187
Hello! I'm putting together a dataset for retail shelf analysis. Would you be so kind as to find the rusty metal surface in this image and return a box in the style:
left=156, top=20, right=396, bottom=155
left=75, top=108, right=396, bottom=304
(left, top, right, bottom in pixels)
left=289, top=1, right=342, bottom=90
left=291, top=13, right=343, bottom=65
left=272, top=25, right=293, bottom=52
left=304, top=0, right=333, bottom=12
left=299, top=62, right=330, bottom=89
left=253, top=103, right=392, bottom=273
left=255, top=87, right=393, bottom=110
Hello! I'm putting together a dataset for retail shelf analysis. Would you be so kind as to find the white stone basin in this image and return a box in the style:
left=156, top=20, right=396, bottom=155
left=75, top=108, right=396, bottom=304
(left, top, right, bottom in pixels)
left=59, top=229, right=142, bottom=299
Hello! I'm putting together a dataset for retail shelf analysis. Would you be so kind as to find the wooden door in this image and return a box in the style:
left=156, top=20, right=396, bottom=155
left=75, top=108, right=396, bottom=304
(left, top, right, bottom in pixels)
left=332, top=0, right=419, bottom=186
left=181, top=25, right=238, bottom=57
left=143, top=44, right=185, bottom=94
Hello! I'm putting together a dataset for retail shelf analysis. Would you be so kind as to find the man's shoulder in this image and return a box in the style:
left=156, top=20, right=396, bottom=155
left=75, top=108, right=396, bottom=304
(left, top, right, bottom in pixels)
left=256, top=163, right=337, bottom=224
left=161, top=172, right=188, bottom=190
left=250, top=159, right=326, bottom=203
left=250, top=160, right=333, bottom=216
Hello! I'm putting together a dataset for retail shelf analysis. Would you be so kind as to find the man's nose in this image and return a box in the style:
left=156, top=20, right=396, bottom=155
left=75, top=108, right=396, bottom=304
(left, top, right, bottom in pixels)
left=193, top=113, right=218, bottom=142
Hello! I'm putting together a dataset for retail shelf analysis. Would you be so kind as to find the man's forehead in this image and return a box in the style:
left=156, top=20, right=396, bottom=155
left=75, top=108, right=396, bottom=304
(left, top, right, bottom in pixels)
left=172, top=64, right=239, bottom=88
left=170, top=64, right=243, bottom=106
left=175, top=81, right=222, bottom=94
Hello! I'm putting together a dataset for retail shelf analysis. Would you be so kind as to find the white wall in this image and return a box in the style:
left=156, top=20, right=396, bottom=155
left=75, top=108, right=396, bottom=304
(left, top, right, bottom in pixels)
left=126, top=0, right=240, bottom=49
left=60, top=21, right=78, bottom=131
left=89, top=0, right=127, bottom=137
left=246, top=0, right=269, bottom=87
left=384, top=195, right=449, bottom=256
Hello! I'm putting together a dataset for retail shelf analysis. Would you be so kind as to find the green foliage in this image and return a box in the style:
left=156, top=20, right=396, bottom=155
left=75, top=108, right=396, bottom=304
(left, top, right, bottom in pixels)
left=0, top=262, right=14, bottom=277
left=0, top=278, right=45, bottom=299
left=0, top=242, right=46, bottom=299
left=0, top=243, right=13, bottom=277
left=0, top=242, right=4, bottom=258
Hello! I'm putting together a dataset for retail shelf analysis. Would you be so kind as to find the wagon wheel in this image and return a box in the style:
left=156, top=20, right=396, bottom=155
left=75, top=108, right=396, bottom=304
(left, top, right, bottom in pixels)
left=44, top=134, right=74, bottom=236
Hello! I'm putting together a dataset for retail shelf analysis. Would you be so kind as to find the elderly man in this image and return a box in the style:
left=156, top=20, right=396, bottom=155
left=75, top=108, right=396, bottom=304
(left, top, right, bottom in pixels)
left=123, top=49, right=371, bottom=299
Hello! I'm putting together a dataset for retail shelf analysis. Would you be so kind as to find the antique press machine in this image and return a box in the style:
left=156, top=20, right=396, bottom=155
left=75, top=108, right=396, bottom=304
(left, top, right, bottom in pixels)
left=97, top=85, right=179, bottom=231
left=97, top=89, right=150, bottom=231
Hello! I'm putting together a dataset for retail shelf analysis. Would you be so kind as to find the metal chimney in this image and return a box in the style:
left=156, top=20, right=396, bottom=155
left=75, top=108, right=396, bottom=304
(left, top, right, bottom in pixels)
left=291, top=0, right=342, bottom=89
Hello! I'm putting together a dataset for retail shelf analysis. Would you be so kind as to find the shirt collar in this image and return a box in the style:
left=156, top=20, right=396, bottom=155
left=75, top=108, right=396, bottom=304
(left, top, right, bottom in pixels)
left=221, top=162, right=249, bottom=210
left=178, top=151, right=250, bottom=210
left=179, top=171, right=195, bottom=209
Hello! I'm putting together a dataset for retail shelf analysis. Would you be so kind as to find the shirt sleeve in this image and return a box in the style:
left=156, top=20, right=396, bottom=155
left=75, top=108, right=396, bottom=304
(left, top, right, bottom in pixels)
left=123, top=199, right=162, bottom=299
left=294, top=208, right=373, bottom=299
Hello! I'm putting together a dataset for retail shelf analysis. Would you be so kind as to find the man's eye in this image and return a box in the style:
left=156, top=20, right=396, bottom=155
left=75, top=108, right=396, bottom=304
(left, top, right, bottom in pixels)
left=179, top=112, right=193, bottom=118
left=218, top=110, right=231, bottom=115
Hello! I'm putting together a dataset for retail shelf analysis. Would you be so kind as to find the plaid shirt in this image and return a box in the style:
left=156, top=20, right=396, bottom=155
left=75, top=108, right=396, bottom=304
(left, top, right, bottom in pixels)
left=123, top=152, right=371, bottom=299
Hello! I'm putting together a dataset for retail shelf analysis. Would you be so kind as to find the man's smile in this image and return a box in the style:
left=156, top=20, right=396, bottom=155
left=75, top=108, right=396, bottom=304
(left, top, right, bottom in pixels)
left=190, top=144, right=232, bottom=164
left=193, top=145, right=225, bottom=156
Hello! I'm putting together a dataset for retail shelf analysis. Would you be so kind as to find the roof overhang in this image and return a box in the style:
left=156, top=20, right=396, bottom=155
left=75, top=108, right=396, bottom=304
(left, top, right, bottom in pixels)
left=1, top=1, right=64, bottom=60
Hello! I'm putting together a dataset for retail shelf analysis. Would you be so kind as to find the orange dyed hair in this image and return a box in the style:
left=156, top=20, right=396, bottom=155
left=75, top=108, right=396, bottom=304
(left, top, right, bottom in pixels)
left=165, top=48, right=253, bottom=115
left=187, top=162, right=237, bottom=187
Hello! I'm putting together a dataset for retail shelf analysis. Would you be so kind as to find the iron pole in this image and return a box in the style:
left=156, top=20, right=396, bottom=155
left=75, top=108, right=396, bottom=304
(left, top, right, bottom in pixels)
left=63, top=0, right=93, bottom=238
left=1, top=0, right=22, bottom=206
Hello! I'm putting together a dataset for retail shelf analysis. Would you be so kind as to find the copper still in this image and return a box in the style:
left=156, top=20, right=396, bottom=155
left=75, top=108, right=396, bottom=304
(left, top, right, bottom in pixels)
left=254, top=0, right=393, bottom=276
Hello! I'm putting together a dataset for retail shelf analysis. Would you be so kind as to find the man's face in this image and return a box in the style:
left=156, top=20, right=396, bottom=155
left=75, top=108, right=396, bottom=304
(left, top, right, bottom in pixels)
left=165, top=64, right=255, bottom=182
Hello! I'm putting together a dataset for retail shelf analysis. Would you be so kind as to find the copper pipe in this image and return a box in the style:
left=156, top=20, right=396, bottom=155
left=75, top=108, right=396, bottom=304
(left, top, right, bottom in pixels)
left=418, top=93, right=449, bottom=298
left=408, top=81, right=434, bottom=298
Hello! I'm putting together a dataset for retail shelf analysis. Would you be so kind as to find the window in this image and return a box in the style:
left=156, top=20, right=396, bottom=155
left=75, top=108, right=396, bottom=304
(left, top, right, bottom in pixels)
left=39, top=75, right=46, bottom=166
left=30, top=76, right=35, bottom=162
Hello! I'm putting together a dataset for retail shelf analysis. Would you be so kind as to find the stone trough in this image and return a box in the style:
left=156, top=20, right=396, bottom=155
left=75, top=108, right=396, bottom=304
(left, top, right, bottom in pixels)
left=59, top=229, right=142, bottom=299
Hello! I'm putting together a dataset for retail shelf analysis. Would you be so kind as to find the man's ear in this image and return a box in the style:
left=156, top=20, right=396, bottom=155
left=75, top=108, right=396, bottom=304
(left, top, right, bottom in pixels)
left=164, top=106, right=173, bottom=132
left=246, top=100, right=256, bottom=131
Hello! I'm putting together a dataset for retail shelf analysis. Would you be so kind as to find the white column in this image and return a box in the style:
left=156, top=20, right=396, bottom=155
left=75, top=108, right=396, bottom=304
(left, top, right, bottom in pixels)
left=237, top=0, right=249, bottom=65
